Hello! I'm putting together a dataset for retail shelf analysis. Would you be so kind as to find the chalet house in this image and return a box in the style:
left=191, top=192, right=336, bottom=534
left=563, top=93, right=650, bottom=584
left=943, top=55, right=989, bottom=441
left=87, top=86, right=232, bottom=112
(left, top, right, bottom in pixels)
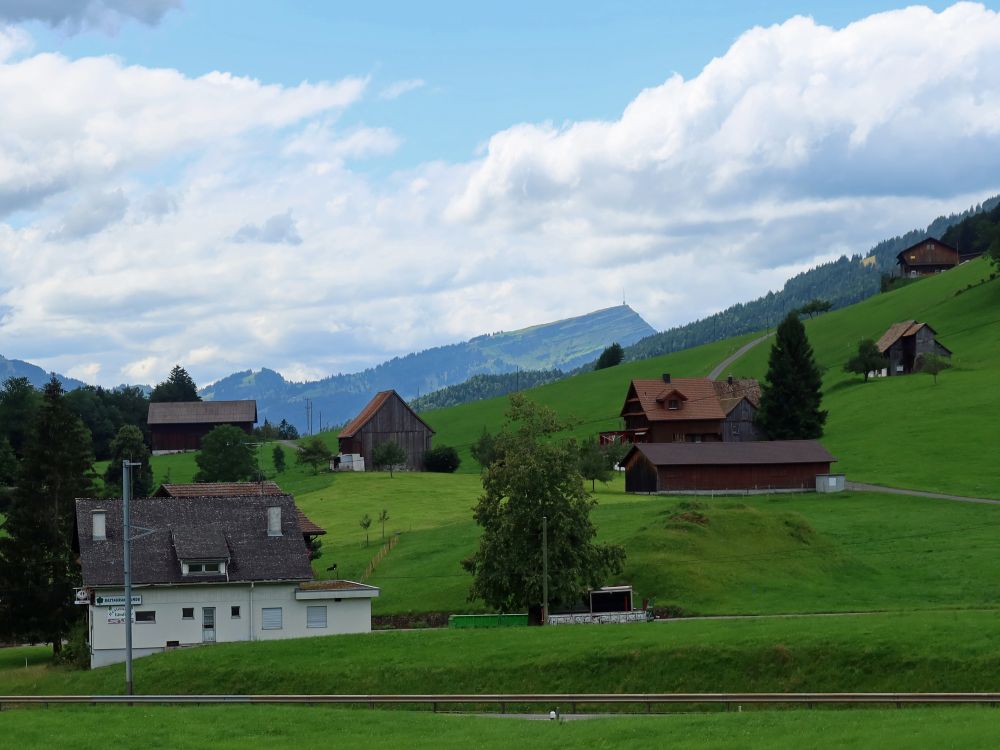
left=896, top=238, right=959, bottom=277
left=75, top=492, right=377, bottom=669
left=623, top=440, right=836, bottom=493
left=147, top=400, right=257, bottom=453
left=876, top=320, right=951, bottom=376
left=600, top=374, right=762, bottom=445
left=153, top=482, right=327, bottom=552
left=338, top=390, right=434, bottom=472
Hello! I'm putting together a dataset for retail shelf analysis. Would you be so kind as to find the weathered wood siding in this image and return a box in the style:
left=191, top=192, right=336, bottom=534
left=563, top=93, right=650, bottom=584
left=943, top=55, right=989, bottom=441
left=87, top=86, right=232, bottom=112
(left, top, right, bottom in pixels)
left=340, top=393, right=432, bottom=471
left=624, top=452, right=659, bottom=493
left=658, top=461, right=832, bottom=491
left=648, top=420, right=723, bottom=443
left=722, top=399, right=762, bottom=442
left=151, top=421, right=254, bottom=452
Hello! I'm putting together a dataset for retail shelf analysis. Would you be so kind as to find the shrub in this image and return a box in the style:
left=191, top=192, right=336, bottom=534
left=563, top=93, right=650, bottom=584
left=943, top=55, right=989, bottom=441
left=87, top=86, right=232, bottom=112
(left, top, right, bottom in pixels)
left=424, top=445, right=461, bottom=473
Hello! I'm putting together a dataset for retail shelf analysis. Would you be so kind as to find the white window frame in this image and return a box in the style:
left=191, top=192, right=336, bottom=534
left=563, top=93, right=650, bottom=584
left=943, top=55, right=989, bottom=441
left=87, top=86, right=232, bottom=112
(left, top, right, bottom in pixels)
left=306, top=605, right=328, bottom=629
left=261, top=607, right=283, bottom=630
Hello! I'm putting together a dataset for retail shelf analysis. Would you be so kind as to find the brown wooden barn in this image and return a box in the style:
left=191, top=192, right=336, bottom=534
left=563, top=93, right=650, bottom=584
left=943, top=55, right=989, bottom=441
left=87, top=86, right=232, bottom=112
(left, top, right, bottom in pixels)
left=600, top=374, right=761, bottom=445
left=896, top=238, right=959, bottom=277
left=147, top=400, right=256, bottom=453
left=153, top=481, right=326, bottom=552
left=623, top=441, right=835, bottom=493
left=876, top=320, right=951, bottom=376
left=338, top=390, right=433, bottom=472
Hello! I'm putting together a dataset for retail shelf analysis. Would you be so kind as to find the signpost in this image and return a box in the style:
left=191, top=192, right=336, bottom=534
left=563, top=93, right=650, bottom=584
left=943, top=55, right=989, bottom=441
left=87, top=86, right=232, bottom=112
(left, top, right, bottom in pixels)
left=94, top=594, right=142, bottom=606
left=122, top=459, right=142, bottom=697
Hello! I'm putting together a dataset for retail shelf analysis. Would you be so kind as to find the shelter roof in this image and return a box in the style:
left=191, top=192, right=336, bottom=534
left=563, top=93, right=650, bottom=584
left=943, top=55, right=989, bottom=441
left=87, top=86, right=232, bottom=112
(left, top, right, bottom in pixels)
left=147, top=400, right=257, bottom=426
left=628, top=440, right=835, bottom=467
left=338, top=390, right=435, bottom=438
left=625, top=378, right=727, bottom=421
left=875, top=321, right=940, bottom=353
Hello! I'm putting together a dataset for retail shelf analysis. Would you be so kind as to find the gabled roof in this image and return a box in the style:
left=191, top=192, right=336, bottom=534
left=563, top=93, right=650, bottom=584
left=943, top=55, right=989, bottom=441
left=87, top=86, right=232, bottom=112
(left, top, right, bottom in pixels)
left=624, top=378, right=727, bottom=421
left=338, top=389, right=435, bottom=439
left=154, top=482, right=326, bottom=536
left=76, top=493, right=314, bottom=587
left=713, top=378, right=761, bottom=408
left=896, top=237, right=959, bottom=263
left=147, top=400, right=257, bottom=426
left=876, top=320, right=940, bottom=353
left=627, top=440, right=835, bottom=467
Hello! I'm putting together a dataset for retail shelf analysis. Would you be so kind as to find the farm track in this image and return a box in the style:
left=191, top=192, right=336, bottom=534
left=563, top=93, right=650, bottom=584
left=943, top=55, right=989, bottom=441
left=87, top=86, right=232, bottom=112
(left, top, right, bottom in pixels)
left=708, top=332, right=775, bottom=380
left=846, top=481, right=1000, bottom=506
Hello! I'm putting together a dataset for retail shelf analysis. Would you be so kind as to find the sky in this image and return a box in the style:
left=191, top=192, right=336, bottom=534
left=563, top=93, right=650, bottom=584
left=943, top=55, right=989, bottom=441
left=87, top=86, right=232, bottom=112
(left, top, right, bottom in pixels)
left=1, top=1, right=999, bottom=387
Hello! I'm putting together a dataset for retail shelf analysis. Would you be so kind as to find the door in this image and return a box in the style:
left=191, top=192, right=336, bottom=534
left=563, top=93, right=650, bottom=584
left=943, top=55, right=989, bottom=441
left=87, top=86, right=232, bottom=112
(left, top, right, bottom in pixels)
left=202, top=607, right=216, bottom=643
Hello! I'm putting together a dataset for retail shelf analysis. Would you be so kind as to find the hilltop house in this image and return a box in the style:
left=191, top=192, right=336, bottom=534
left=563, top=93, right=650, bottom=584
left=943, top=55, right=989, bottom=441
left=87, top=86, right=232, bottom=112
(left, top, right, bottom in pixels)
left=338, top=390, right=434, bottom=471
left=147, top=400, right=257, bottom=453
left=896, top=238, right=959, bottom=277
left=599, top=374, right=762, bottom=445
left=876, top=321, right=951, bottom=376
left=623, top=440, right=836, bottom=493
left=75, top=491, right=377, bottom=669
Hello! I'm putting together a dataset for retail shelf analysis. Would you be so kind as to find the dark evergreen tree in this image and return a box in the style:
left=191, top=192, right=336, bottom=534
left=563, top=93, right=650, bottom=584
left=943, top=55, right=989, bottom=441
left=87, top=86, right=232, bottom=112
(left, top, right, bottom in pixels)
left=462, top=396, right=625, bottom=620
left=0, top=376, right=95, bottom=653
left=594, top=343, right=624, bottom=370
left=844, top=339, right=886, bottom=383
left=194, top=425, right=255, bottom=482
left=0, top=376, right=41, bottom=458
left=272, top=444, right=287, bottom=473
left=757, top=313, right=827, bottom=439
left=103, top=425, right=154, bottom=497
left=0, top=437, right=16, bottom=488
left=276, top=419, right=299, bottom=440
left=150, top=365, right=201, bottom=403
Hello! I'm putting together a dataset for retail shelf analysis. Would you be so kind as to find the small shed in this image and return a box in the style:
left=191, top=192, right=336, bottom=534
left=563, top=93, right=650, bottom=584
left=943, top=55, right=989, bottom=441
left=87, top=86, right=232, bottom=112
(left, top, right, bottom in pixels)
left=147, top=400, right=257, bottom=453
left=624, top=440, right=836, bottom=493
left=338, top=390, right=434, bottom=472
left=876, top=320, right=951, bottom=376
left=896, top=238, right=959, bottom=277
left=815, top=474, right=846, bottom=493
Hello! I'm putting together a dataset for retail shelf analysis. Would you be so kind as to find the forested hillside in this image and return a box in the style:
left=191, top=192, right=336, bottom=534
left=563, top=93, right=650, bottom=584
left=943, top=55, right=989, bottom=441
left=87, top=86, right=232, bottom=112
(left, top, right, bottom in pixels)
left=410, top=369, right=564, bottom=412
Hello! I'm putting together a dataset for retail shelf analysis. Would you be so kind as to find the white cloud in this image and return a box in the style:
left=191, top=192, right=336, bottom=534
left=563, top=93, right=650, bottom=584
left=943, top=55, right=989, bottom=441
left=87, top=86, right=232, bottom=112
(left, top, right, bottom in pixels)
left=0, top=24, right=30, bottom=61
left=48, top=188, right=128, bottom=240
left=378, top=78, right=425, bottom=100
left=0, top=0, right=181, bottom=34
left=2, top=3, right=1000, bottom=388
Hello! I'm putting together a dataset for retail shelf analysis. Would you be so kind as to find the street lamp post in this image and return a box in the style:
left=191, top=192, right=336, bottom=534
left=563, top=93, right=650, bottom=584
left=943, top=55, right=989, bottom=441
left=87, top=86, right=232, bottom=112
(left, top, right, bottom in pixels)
left=542, top=515, right=549, bottom=625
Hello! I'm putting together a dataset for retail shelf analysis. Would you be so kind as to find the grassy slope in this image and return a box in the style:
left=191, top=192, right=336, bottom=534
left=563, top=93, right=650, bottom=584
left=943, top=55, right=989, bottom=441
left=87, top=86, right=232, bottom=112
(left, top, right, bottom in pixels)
left=4, top=611, right=1000, bottom=695
left=2, top=706, right=1000, bottom=750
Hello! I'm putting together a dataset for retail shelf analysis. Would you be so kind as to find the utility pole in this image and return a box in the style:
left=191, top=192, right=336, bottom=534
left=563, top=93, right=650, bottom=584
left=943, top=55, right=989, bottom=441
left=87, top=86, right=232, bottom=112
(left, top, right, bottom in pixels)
left=542, top=515, right=549, bottom=626
left=305, top=399, right=313, bottom=435
left=122, top=459, right=141, bottom=697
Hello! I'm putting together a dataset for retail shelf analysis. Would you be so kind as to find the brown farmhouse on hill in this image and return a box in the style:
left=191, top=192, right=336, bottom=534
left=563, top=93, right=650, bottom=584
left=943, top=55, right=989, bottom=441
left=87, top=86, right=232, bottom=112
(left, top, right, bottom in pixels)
left=600, top=374, right=762, bottom=445
left=876, top=320, right=951, bottom=376
left=896, top=238, right=959, bottom=277
left=623, top=441, right=835, bottom=493
left=147, top=400, right=257, bottom=453
left=338, top=390, right=433, bottom=472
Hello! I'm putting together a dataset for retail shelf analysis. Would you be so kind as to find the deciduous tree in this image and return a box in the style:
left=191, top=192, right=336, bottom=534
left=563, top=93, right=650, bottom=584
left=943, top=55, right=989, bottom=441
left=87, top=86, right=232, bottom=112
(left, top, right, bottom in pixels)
left=378, top=509, right=390, bottom=541
left=919, top=353, right=951, bottom=385
left=360, top=513, right=372, bottom=547
left=103, top=425, right=153, bottom=497
left=462, top=395, right=625, bottom=620
left=0, top=376, right=95, bottom=654
left=470, top=427, right=497, bottom=470
left=373, top=441, right=406, bottom=477
left=194, top=425, right=255, bottom=482
left=844, top=339, right=886, bottom=382
left=578, top=437, right=612, bottom=491
left=757, top=313, right=827, bottom=439
left=296, top=438, right=332, bottom=474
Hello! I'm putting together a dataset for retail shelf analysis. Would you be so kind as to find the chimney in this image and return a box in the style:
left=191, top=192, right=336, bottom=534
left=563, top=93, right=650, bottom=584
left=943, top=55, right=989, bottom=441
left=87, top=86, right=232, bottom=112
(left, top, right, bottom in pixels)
left=727, top=375, right=734, bottom=385
left=267, top=505, right=282, bottom=537
left=92, top=510, right=106, bottom=541
left=662, top=373, right=671, bottom=383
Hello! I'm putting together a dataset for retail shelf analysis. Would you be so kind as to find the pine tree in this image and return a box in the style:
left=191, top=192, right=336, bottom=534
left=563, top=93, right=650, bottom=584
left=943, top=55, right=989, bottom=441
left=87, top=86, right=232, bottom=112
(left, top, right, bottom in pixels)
left=150, top=364, right=201, bottom=403
left=757, top=313, right=827, bottom=439
left=595, top=342, right=624, bottom=370
left=272, top=444, right=287, bottom=473
left=0, top=376, right=95, bottom=653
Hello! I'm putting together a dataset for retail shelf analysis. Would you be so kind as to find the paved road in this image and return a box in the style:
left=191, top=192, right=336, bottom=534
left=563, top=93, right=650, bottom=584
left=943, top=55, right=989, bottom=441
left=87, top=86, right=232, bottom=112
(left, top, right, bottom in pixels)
left=846, top=481, right=1000, bottom=506
left=655, top=607, right=1000, bottom=623
left=708, top=332, right=775, bottom=380
left=278, top=439, right=302, bottom=452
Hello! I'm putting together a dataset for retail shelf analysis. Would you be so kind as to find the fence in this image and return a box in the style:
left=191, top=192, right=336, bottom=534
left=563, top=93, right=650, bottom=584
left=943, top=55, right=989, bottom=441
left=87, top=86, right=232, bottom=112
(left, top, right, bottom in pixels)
left=3, top=693, right=1000, bottom=712
left=547, top=611, right=652, bottom=625
left=361, top=534, right=399, bottom=583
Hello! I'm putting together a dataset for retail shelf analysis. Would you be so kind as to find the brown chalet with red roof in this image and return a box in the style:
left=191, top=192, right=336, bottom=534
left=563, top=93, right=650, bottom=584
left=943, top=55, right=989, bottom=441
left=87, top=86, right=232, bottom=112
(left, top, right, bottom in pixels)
left=601, top=374, right=762, bottom=446
left=338, top=390, right=434, bottom=472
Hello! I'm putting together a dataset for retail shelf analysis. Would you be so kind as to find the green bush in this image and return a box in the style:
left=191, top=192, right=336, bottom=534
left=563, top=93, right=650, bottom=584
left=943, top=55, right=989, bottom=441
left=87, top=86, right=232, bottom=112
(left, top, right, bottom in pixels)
left=424, top=445, right=460, bottom=473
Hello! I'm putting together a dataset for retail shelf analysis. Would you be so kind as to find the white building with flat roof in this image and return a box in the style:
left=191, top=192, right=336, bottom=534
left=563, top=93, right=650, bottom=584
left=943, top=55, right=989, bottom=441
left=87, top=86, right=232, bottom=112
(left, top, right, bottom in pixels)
left=75, top=490, right=378, bottom=669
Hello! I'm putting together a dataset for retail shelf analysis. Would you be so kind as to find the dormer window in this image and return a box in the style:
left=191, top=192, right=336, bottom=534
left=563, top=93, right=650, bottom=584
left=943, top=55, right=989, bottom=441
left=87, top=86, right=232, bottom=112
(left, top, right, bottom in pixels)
left=668, top=399, right=680, bottom=410
left=182, top=560, right=225, bottom=576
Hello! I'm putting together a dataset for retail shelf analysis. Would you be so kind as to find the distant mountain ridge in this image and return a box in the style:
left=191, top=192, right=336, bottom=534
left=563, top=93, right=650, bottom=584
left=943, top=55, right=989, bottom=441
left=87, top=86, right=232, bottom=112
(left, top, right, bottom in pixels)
left=201, top=304, right=655, bottom=430
left=0, top=354, right=86, bottom=391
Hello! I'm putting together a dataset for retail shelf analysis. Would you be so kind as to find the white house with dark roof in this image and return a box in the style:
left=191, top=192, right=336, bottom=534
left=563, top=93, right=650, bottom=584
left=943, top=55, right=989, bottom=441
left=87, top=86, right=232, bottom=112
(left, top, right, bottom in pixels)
left=75, top=492, right=378, bottom=668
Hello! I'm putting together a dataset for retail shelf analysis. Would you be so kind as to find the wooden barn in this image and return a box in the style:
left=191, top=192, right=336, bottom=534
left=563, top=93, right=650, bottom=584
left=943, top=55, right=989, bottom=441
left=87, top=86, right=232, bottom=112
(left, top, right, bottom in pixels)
left=623, top=441, right=835, bottom=493
left=876, top=320, right=951, bottom=376
left=600, top=374, right=761, bottom=445
left=147, top=400, right=257, bottom=453
left=896, top=238, right=959, bottom=277
left=338, top=390, right=433, bottom=472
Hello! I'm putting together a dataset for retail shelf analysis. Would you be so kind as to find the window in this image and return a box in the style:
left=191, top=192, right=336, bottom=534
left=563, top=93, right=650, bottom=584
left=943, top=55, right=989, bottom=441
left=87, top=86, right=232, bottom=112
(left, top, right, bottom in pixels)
left=306, top=606, right=327, bottom=629
left=231, top=606, right=241, bottom=618
left=261, top=607, right=283, bottom=630
left=135, top=610, right=156, bottom=624
left=182, top=607, right=194, bottom=619
left=186, top=562, right=222, bottom=575
left=667, top=399, right=680, bottom=410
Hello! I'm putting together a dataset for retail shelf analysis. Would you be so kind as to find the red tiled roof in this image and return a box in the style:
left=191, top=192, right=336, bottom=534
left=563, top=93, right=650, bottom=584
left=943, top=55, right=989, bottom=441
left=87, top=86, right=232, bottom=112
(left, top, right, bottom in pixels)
left=154, top=482, right=326, bottom=536
left=626, top=378, right=727, bottom=421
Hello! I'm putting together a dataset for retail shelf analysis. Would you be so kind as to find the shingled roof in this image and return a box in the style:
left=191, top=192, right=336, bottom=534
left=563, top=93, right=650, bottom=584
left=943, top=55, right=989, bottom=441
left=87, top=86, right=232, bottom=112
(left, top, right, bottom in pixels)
left=76, top=494, right=314, bottom=587
left=628, top=440, right=835, bottom=466
left=712, top=378, right=761, bottom=408
left=338, top=390, right=434, bottom=439
left=154, top=482, right=326, bottom=536
left=875, top=320, right=937, bottom=354
left=147, top=400, right=257, bottom=426
left=625, top=378, right=727, bottom=421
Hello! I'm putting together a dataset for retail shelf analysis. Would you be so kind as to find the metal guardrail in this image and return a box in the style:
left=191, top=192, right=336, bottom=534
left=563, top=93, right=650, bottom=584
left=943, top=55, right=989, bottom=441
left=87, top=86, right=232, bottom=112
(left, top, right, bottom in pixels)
left=3, top=693, right=1000, bottom=709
